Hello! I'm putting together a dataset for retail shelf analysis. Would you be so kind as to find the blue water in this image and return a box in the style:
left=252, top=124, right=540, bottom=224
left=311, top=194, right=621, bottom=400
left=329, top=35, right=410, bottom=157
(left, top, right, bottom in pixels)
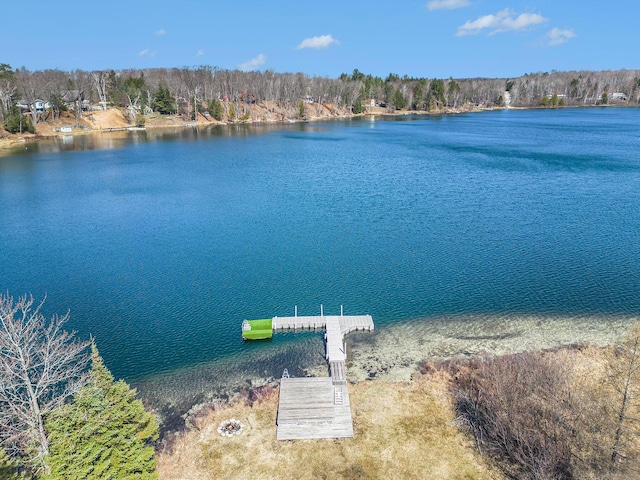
left=1, top=108, right=639, bottom=382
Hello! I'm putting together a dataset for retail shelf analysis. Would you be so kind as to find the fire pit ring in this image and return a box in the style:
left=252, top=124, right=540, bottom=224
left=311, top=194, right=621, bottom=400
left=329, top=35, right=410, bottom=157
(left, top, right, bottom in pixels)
left=218, top=419, right=243, bottom=437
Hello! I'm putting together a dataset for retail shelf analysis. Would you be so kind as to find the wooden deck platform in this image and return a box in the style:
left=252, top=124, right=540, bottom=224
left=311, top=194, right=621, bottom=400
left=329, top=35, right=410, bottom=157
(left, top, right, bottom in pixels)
left=276, top=377, right=353, bottom=440
left=272, top=313, right=373, bottom=440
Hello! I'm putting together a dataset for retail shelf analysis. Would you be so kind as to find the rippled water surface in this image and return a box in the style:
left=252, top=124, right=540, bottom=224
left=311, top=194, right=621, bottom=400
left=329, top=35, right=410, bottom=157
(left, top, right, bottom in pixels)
left=1, top=109, right=640, bottom=388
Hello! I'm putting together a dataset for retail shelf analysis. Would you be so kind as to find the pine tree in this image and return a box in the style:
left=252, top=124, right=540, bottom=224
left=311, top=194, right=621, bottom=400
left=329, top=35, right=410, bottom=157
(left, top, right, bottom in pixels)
left=352, top=98, right=363, bottom=114
left=393, top=89, right=406, bottom=110
left=0, top=447, right=19, bottom=480
left=44, top=343, right=159, bottom=480
left=3, top=105, right=35, bottom=134
left=209, top=98, right=223, bottom=121
left=429, top=79, right=446, bottom=109
left=228, top=102, right=236, bottom=122
left=152, top=84, right=175, bottom=115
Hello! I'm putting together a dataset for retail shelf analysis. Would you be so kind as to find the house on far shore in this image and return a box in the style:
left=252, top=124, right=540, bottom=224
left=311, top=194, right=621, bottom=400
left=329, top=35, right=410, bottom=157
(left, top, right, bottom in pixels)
left=364, top=98, right=375, bottom=107
left=61, top=90, right=88, bottom=110
left=302, top=95, right=314, bottom=104
left=16, top=99, right=50, bottom=112
left=610, top=92, right=628, bottom=102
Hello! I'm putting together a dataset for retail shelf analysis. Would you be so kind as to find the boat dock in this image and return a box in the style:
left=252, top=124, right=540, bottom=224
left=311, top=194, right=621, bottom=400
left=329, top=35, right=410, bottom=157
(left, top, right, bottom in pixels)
left=266, top=310, right=374, bottom=440
left=272, top=314, right=373, bottom=385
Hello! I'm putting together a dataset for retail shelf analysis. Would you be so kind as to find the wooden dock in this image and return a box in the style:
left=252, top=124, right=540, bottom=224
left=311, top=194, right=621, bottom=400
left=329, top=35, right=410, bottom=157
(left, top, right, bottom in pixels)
left=272, top=313, right=374, bottom=440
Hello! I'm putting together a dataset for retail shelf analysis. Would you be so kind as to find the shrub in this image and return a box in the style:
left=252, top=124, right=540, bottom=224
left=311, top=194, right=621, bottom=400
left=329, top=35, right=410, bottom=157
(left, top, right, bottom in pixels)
left=445, top=349, right=620, bottom=479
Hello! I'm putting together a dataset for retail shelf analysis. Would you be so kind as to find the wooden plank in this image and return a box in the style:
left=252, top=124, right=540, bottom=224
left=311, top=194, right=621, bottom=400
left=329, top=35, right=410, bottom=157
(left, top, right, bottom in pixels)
left=276, top=377, right=354, bottom=440
left=330, top=361, right=346, bottom=385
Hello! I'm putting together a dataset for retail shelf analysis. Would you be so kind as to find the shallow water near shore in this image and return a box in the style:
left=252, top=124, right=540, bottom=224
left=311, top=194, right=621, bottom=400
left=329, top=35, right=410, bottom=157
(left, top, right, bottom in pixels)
left=133, top=312, right=636, bottom=429
left=1, top=108, right=640, bottom=422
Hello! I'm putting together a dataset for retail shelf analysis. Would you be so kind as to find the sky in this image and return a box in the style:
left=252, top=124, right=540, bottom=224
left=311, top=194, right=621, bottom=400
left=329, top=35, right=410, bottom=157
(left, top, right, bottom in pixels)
left=2, top=0, right=638, bottom=79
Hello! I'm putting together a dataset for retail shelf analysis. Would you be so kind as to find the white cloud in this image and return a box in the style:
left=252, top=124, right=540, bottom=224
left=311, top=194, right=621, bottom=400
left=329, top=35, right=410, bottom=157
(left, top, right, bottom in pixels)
left=155, top=29, right=166, bottom=36
left=139, top=49, right=150, bottom=56
left=238, top=54, right=267, bottom=72
left=427, top=0, right=470, bottom=11
left=545, top=27, right=576, bottom=46
left=501, top=13, right=546, bottom=31
left=456, top=8, right=547, bottom=36
left=296, top=34, right=339, bottom=50
left=196, top=49, right=205, bottom=57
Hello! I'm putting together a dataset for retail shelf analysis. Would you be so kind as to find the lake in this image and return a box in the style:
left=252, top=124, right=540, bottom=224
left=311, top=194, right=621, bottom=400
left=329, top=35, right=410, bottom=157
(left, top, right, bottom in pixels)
left=1, top=108, right=639, bottom=410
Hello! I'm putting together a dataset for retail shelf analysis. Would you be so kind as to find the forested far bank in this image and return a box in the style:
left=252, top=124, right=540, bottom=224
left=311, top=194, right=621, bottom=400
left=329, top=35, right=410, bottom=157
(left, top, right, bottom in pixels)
left=1, top=63, right=640, bottom=136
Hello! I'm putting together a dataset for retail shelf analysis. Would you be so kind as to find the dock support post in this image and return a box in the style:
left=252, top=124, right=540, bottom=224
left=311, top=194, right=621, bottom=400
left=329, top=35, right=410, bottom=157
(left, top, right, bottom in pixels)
left=340, top=305, right=343, bottom=316
left=320, top=304, right=324, bottom=317
left=295, top=305, right=297, bottom=317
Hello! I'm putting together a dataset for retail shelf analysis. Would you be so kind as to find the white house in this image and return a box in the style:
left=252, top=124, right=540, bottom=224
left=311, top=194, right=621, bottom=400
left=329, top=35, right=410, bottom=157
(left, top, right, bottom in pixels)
left=16, top=99, right=50, bottom=112
left=610, top=92, right=628, bottom=101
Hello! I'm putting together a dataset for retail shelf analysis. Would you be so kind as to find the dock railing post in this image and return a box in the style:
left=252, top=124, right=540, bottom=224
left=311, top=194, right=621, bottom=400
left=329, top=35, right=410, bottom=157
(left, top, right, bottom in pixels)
left=320, top=304, right=323, bottom=317
left=340, top=305, right=343, bottom=317
left=295, top=305, right=297, bottom=317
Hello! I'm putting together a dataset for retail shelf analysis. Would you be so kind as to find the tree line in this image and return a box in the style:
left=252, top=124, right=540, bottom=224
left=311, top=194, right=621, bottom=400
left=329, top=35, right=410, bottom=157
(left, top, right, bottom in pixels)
left=0, top=293, right=158, bottom=479
left=2, top=63, right=640, bottom=133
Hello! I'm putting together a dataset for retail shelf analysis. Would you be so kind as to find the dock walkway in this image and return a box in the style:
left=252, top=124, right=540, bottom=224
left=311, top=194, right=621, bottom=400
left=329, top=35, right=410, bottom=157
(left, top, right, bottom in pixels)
left=272, top=313, right=374, bottom=440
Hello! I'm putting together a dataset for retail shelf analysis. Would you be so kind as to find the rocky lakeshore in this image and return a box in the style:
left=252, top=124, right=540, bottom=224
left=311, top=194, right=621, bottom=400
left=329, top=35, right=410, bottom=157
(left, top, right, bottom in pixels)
left=134, top=313, right=636, bottom=437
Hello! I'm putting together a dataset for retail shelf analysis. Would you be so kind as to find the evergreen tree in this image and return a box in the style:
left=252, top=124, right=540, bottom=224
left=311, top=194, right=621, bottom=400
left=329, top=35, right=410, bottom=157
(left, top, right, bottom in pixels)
left=3, top=105, right=35, bottom=134
left=429, top=79, right=446, bottom=109
left=392, top=89, right=406, bottom=110
left=209, top=98, right=223, bottom=121
left=412, top=83, right=425, bottom=110
left=0, top=447, right=19, bottom=480
left=228, top=103, right=236, bottom=122
left=350, top=68, right=365, bottom=82
left=352, top=98, right=363, bottom=114
left=44, top=343, right=159, bottom=480
left=152, top=84, right=175, bottom=115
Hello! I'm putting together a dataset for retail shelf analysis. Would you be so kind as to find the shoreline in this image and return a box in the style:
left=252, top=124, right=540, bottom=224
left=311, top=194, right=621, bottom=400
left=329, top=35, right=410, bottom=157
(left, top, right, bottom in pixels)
left=134, top=312, right=637, bottom=436
left=3, top=103, right=625, bottom=157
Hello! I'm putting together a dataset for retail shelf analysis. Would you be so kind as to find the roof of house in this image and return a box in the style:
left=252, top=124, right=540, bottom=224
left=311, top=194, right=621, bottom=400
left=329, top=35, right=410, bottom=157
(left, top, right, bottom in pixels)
left=61, top=90, right=84, bottom=102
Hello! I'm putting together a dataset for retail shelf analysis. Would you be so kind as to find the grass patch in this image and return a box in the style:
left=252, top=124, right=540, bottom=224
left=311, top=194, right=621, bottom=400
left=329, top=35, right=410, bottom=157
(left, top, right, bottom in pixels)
left=157, top=376, right=499, bottom=480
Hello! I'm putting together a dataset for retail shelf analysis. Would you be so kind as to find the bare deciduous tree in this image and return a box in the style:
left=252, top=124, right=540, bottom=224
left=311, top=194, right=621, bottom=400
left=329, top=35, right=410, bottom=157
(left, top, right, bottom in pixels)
left=0, top=293, right=89, bottom=471
left=91, top=71, right=109, bottom=110
left=607, top=321, right=640, bottom=478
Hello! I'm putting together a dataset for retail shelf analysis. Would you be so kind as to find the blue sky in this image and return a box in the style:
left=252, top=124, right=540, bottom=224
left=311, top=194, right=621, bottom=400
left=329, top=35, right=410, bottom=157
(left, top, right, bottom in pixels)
left=2, top=0, right=637, bottom=79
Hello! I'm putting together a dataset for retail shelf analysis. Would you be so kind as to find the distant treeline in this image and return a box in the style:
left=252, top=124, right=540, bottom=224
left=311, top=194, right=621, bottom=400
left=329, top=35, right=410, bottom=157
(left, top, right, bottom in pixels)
left=1, top=63, right=640, bottom=131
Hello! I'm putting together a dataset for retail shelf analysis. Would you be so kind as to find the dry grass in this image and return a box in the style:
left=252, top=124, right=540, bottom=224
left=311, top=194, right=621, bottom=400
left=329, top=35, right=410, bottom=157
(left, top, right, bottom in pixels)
left=157, top=375, right=500, bottom=480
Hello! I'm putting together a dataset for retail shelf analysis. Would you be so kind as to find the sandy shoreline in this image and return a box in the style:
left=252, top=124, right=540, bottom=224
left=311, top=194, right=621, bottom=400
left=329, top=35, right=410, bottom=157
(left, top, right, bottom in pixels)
left=0, top=104, right=501, bottom=157
left=2, top=103, right=630, bottom=157
left=133, top=313, right=636, bottom=433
